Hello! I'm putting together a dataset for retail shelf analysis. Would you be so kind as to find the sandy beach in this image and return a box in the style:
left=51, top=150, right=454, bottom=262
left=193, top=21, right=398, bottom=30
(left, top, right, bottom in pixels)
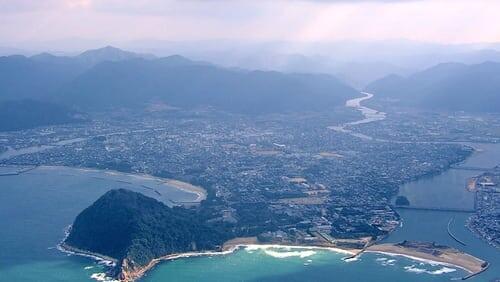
left=366, top=243, right=487, bottom=274
left=33, top=165, right=208, bottom=202
left=163, top=179, right=207, bottom=202
left=119, top=237, right=362, bottom=281
left=60, top=235, right=490, bottom=282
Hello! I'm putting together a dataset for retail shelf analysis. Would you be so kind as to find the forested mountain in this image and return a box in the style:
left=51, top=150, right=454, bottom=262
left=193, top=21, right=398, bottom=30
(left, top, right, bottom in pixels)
left=0, top=46, right=154, bottom=101
left=365, top=62, right=500, bottom=112
left=0, top=46, right=357, bottom=115
left=59, top=58, right=358, bottom=114
left=0, top=55, right=84, bottom=100
left=64, top=189, right=227, bottom=279
left=0, top=100, right=87, bottom=131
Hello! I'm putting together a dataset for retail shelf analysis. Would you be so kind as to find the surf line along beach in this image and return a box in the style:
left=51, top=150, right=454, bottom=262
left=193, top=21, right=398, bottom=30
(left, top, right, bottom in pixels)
left=59, top=235, right=487, bottom=282
left=365, top=241, right=488, bottom=279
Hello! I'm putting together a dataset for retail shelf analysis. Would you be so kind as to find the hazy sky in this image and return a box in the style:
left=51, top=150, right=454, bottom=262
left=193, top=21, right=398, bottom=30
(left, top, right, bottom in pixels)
left=1, top=0, right=499, bottom=47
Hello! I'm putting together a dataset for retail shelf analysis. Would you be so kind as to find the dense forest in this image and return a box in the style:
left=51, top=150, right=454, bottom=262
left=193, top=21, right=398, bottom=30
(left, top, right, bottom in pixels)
left=65, top=189, right=228, bottom=269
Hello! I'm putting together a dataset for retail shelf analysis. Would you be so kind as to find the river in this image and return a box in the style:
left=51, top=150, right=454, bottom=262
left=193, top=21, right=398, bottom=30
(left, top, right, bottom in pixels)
left=388, top=141, right=500, bottom=281
left=332, top=92, right=500, bottom=281
left=0, top=93, right=498, bottom=281
left=141, top=93, right=499, bottom=281
left=327, top=92, right=386, bottom=140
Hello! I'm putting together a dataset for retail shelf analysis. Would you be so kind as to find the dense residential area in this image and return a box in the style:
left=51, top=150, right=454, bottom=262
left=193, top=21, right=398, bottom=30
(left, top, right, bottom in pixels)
left=0, top=107, right=476, bottom=244
left=468, top=167, right=500, bottom=248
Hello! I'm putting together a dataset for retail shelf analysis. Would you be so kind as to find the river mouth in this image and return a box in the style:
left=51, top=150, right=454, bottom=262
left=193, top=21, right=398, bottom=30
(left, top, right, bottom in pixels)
left=395, top=142, right=500, bottom=211
left=1, top=93, right=498, bottom=281
left=331, top=92, right=500, bottom=281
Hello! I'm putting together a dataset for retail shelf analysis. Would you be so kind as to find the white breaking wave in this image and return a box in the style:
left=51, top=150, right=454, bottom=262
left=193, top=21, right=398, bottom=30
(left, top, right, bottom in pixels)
left=90, top=273, right=120, bottom=282
left=344, top=257, right=358, bottom=262
left=375, top=257, right=396, bottom=266
left=264, top=249, right=316, bottom=258
left=404, top=265, right=457, bottom=275
left=244, top=245, right=317, bottom=258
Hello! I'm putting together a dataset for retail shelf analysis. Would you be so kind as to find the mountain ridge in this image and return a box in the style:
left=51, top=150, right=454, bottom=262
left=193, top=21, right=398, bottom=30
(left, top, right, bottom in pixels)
left=0, top=46, right=358, bottom=115
left=365, top=61, right=500, bottom=112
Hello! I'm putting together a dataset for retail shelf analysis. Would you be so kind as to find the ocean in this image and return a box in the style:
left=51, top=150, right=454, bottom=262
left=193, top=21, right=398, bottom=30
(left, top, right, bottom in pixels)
left=1, top=153, right=498, bottom=281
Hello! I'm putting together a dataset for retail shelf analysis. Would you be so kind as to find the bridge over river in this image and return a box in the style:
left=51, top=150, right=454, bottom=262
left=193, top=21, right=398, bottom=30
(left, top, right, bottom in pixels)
left=392, top=205, right=475, bottom=213
left=450, top=165, right=492, bottom=171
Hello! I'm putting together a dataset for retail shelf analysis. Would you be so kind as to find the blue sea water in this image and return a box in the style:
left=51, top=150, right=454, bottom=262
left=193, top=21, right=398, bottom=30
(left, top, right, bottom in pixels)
left=0, top=166, right=195, bottom=282
left=140, top=246, right=466, bottom=282
left=0, top=143, right=499, bottom=281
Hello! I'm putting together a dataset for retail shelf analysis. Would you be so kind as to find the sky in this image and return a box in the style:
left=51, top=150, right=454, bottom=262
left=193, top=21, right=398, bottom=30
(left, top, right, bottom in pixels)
left=1, top=0, right=500, bottom=49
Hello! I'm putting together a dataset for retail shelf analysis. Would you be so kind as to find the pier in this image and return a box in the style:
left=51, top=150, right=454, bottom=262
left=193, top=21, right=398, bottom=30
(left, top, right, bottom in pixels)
left=462, top=262, right=489, bottom=280
left=447, top=217, right=467, bottom=246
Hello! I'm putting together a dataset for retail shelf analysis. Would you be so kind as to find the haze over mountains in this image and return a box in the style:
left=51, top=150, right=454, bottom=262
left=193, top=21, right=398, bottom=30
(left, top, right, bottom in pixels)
left=0, top=100, right=87, bottom=132
left=1, top=44, right=499, bottom=132
left=0, top=46, right=153, bottom=101
left=5, top=40, right=500, bottom=88
left=117, top=40, right=500, bottom=88
left=0, top=46, right=358, bottom=115
left=366, top=61, right=500, bottom=113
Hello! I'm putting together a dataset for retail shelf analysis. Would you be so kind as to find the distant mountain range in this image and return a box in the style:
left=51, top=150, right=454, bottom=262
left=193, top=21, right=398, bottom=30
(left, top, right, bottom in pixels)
left=0, top=46, right=153, bottom=101
left=0, top=46, right=358, bottom=115
left=365, top=62, right=500, bottom=112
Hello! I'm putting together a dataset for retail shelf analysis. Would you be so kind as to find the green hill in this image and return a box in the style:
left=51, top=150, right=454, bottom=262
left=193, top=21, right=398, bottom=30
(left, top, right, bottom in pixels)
left=64, top=189, right=227, bottom=279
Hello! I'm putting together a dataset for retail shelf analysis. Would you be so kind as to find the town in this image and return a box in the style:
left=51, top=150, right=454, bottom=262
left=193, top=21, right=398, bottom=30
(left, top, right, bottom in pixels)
left=468, top=166, right=500, bottom=249
left=0, top=107, right=477, bottom=246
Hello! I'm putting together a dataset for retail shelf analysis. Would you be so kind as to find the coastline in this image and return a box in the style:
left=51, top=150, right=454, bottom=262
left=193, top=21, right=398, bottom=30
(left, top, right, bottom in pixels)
left=58, top=243, right=117, bottom=267
left=49, top=93, right=492, bottom=281
left=366, top=243, right=487, bottom=275
left=60, top=235, right=361, bottom=282
left=162, top=179, right=206, bottom=202
left=59, top=235, right=488, bottom=282
left=17, top=165, right=207, bottom=203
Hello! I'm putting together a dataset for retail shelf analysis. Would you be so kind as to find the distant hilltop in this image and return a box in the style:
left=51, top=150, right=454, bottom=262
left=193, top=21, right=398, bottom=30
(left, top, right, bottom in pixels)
left=365, top=61, right=500, bottom=113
